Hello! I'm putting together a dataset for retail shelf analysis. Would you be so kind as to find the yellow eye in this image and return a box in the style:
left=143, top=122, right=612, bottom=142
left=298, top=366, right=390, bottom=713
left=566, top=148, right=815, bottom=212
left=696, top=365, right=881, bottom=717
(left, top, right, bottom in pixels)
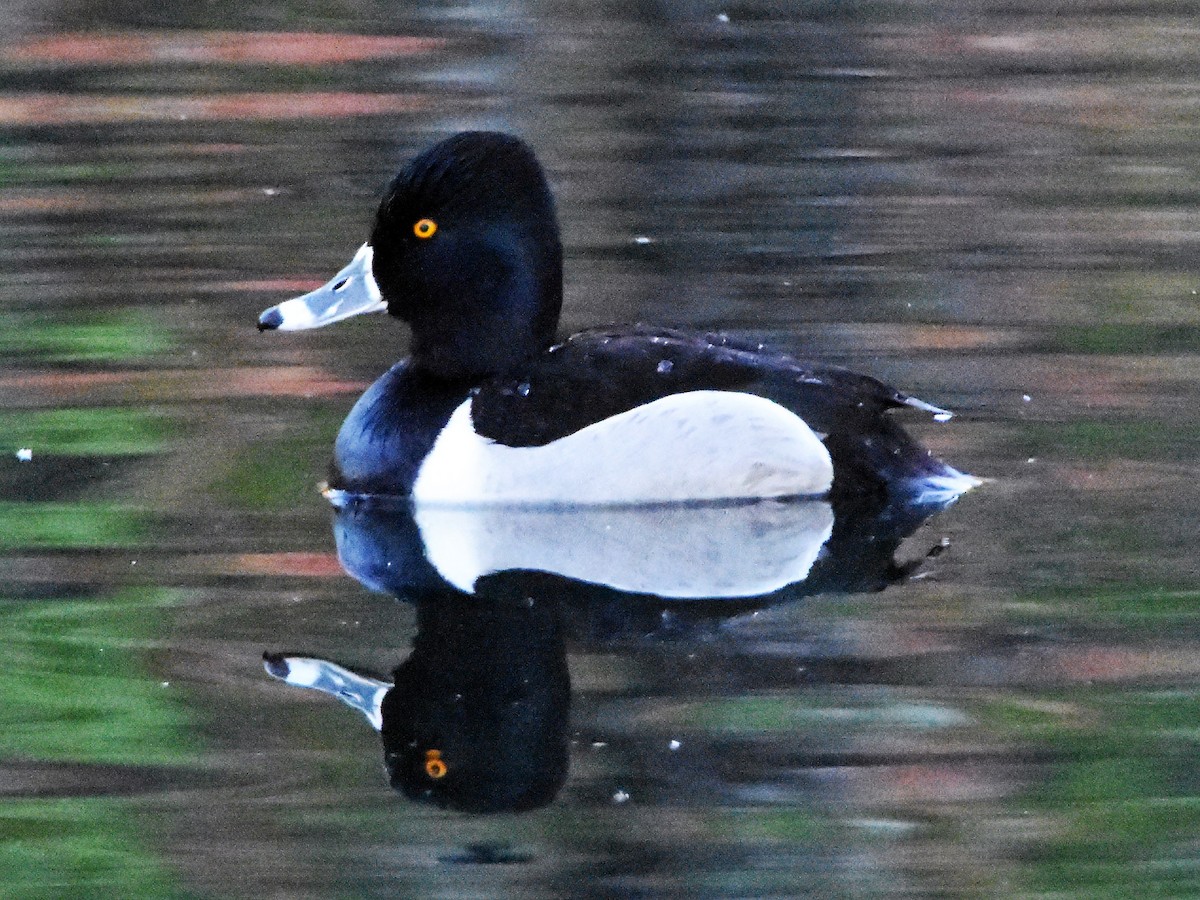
left=413, top=218, right=438, bottom=239
left=424, top=749, right=448, bottom=779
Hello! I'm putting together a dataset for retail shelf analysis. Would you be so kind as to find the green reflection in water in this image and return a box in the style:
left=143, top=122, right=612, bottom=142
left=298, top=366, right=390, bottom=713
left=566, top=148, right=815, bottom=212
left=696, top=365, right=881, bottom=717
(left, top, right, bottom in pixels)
left=0, top=407, right=174, bottom=456
left=684, top=695, right=968, bottom=732
left=0, top=312, right=172, bottom=362
left=1009, top=585, right=1200, bottom=629
left=1003, top=688, right=1200, bottom=896
left=0, top=591, right=195, bottom=765
left=1052, top=324, right=1200, bottom=355
left=977, top=698, right=1069, bottom=739
left=210, top=407, right=344, bottom=510
left=0, top=800, right=179, bottom=900
left=723, top=808, right=830, bottom=844
left=0, top=590, right=194, bottom=896
left=0, top=503, right=148, bottom=549
left=1021, top=421, right=1200, bottom=462
left=0, top=155, right=133, bottom=187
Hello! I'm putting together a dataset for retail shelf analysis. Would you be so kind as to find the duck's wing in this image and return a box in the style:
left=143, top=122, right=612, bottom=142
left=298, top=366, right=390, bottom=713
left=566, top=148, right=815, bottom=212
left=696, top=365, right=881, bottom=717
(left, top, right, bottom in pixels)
left=469, top=325, right=933, bottom=448
left=469, top=326, right=966, bottom=497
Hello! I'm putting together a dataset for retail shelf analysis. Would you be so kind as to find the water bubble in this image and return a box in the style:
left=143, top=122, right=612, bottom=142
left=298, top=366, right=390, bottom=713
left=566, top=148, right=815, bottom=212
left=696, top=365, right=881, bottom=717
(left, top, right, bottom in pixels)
left=517, top=382, right=531, bottom=397
left=657, top=359, right=674, bottom=374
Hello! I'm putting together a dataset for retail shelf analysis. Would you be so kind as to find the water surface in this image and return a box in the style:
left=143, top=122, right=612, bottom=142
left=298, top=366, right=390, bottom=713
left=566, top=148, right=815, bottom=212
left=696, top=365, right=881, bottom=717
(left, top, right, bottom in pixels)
left=2, top=1, right=1199, bottom=896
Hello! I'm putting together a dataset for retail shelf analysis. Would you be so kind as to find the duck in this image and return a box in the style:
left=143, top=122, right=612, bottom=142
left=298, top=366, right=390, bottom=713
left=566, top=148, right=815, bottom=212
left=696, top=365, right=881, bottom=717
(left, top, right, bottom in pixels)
left=257, top=131, right=978, bottom=506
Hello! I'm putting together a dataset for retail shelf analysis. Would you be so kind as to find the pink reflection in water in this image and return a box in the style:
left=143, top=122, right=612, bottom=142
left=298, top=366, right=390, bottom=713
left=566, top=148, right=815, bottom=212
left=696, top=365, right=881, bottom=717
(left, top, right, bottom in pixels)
left=3, top=31, right=445, bottom=67
left=0, top=91, right=431, bottom=125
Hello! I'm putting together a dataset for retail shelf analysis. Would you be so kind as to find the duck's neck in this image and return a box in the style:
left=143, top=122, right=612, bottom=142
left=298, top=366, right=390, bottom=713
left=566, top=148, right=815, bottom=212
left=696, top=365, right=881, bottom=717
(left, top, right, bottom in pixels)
left=409, top=335, right=551, bottom=382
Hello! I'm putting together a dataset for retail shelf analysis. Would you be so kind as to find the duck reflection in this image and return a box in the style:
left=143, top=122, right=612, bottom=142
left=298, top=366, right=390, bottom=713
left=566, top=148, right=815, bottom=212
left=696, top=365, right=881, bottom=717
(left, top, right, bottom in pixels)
left=268, top=589, right=568, bottom=814
left=335, top=495, right=835, bottom=600
left=264, top=493, right=957, bottom=812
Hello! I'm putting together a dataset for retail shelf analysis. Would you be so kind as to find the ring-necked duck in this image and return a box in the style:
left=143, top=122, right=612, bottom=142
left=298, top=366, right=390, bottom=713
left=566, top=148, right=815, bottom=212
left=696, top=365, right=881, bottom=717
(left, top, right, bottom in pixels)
left=258, top=131, right=978, bottom=505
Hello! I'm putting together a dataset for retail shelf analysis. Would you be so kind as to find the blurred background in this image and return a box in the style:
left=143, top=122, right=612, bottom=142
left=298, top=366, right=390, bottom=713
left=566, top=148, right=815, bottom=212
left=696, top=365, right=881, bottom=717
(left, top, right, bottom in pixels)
left=1, top=0, right=1199, bottom=896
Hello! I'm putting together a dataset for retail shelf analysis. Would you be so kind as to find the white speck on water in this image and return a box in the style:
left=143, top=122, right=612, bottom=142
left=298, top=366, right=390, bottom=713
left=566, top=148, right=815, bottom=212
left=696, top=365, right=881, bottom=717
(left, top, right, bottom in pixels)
left=1027, top=457, right=1037, bottom=464
left=669, top=739, right=681, bottom=751
left=262, top=187, right=279, bottom=196
left=613, top=790, right=630, bottom=803
left=933, top=412, right=953, bottom=423
left=657, top=359, right=674, bottom=374
left=1023, top=394, right=1032, bottom=402
left=717, top=12, right=730, bottom=22
left=517, top=382, right=531, bottom=397
left=633, top=235, right=653, bottom=245
left=591, top=741, right=607, bottom=749
left=130, top=560, right=137, bottom=566
left=15, top=448, right=32, bottom=462
left=161, top=681, right=170, bottom=688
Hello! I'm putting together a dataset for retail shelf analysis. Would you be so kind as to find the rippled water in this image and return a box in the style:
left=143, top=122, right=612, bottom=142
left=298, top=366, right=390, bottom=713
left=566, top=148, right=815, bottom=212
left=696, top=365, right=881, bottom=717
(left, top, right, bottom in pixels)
left=3, top=1, right=1199, bottom=896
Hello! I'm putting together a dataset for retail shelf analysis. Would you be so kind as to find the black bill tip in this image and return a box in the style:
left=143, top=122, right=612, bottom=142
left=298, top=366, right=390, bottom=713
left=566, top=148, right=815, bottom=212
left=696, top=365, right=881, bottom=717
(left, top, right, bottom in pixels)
left=257, top=307, right=283, bottom=331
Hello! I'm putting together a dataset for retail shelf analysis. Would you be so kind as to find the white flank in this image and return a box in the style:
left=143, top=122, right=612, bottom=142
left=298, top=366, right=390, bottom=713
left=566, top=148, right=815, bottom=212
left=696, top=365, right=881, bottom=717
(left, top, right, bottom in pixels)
left=412, top=390, right=834, bottom=505
left=415, top=500, right=834, bottom=598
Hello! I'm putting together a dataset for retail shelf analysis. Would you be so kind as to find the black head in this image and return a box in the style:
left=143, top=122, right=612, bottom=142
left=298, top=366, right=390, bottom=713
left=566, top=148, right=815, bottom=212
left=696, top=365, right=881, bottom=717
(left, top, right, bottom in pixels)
left=379, top=594, right=571, bottom=813
left=370, top=131, right=563, bottom=380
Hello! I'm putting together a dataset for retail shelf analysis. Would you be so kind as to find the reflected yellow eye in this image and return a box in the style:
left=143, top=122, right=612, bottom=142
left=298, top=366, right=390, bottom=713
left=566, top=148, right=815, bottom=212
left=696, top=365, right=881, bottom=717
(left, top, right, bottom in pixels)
left=424, top=749, right=448, bottom=779
left=413, top=218, right=438, bottom=239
